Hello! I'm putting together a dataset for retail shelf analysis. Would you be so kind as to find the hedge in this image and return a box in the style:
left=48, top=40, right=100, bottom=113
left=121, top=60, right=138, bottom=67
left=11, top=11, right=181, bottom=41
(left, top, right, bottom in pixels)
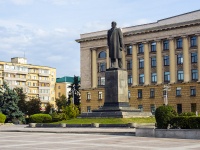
left=29, top=114, right=52, bottom=123
left=0, top=113, right=6, bottom=123
left=170, top=116, right=200, bottom=129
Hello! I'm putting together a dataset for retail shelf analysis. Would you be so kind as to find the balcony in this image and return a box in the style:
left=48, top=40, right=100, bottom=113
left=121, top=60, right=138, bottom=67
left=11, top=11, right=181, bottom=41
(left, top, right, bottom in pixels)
left=39, top=73, right=50, bottom=77
left=39, top=79, right=50, bottom=83
left=4, top=69, right=28, bottom=74
left=39, top=86, right=50, bottom=90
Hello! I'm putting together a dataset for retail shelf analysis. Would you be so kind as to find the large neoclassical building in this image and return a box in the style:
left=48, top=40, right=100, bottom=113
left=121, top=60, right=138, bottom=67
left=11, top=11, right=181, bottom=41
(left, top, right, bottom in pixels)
left=76, top=10, right=200, bottom=114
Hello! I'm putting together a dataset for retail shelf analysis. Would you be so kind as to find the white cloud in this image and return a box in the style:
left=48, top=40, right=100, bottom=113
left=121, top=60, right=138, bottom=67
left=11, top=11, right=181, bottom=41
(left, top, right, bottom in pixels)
left=10, top=0, right=33, bottom=5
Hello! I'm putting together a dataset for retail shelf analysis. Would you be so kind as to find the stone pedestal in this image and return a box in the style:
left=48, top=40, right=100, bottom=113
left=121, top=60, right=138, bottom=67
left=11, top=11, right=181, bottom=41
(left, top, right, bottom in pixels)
left=79, top=68, right=152, bottom=118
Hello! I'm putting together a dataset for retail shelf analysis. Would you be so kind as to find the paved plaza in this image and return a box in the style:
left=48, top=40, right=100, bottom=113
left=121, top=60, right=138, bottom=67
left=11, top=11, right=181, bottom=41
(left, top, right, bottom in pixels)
left=0, top=125, right=200, bottom=150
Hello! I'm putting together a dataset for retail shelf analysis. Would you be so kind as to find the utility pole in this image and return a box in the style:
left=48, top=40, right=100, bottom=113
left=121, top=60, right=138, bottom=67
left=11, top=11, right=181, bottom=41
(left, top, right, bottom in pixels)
left=163, top=85, right=171, bottom=105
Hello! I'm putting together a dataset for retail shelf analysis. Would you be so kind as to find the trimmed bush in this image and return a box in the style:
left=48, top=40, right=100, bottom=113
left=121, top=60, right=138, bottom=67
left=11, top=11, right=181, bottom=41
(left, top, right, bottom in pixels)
left=51, top=113, right=65, bottom=122
left=0, top=113, right=6, bottom=123
left=179, top=112, right=195, bottom=116
left=188, top=117, right=200, bottom=129
left=29, top=114, right=52, bottom=123
left=155, top=105, right=177, bottom=129
left=170, top=116, right=189, bottom=129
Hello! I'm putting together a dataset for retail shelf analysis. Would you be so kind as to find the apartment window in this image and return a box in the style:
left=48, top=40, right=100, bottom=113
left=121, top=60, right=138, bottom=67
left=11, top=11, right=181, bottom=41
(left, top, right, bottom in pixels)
left=139, top=74, right=144, bottom=84
left=128, top=75, right=132, bottom=84
left=191, top=52, right=197, bottom=63
left=138, top=105, right=143, bottom=111
left=151, top=73, right=157, bottom=83
left=163, top=55, right=169, bottom=66
left=98, top=77, right=105, bottom=86
left=151, top=57, right=156, bottom=67
left=190, top=86, right=196, bottom=96
left=191, top=103, right=197, bottom=112
left=28, top=82, right=31, bottom=86
left=98, top=62, right=106, bottom=72
left=139, top=58, right=144, bottom=68
left=177, top=54, right=183, bottom=64
left=176, top=87, right=181, bottom=96
left=176, top=38, right=182, bottom=49
left=58, top=92, right=61, bottom=97
left=127, top=60, right=132, bottom=70
left=98, top=91, right=103, bottom=100
left=164, top=72, right=170, bottom=82
left=190, top=36, right=197, bottom=47
left=191, top=69, right=198, bottom=80
left=98, top=51, right=106, bottom=58
left=163, top=40, right=169, bottom=50
left=150, top=104, right=156, bottom=114
left=126, top=45, right=132, bottom=55
left=138, top=89, right=142, bottom=98
left=87, top=106, right=91, bottom=112
left=87, top=92, right=91, bottom=100
left=151, top=42, right=156, bottom=52
left=177, top=70, right=184, bottom=81
left=177, top=104, right=182, bottom=114
left=150, top=88, right=155, bottom=98
left=138, top=44, right=144, bottom=53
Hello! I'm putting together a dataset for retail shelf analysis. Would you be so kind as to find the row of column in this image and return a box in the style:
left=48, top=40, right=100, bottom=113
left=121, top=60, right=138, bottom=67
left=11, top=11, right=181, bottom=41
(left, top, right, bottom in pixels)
left=132, top=35, right=200, bottom=86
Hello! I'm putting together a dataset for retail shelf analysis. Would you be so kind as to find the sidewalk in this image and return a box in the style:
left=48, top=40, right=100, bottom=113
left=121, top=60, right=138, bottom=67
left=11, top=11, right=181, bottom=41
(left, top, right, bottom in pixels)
left=0, top=124, right=135, bottom=136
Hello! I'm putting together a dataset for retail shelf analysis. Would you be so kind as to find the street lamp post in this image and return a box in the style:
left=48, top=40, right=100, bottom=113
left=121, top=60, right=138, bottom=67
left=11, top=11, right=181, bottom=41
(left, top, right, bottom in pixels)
left=163, top=85, right=171, bottom=105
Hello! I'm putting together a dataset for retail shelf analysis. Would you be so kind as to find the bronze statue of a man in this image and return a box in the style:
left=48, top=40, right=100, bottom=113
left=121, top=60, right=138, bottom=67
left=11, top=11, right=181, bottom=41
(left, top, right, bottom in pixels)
left=107, top=21, right=124, bottom=68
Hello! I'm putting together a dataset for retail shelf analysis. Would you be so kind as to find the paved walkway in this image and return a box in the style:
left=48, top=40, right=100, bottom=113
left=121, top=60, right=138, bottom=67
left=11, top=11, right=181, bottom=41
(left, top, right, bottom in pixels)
left=0, top=125, right=200, bottom=150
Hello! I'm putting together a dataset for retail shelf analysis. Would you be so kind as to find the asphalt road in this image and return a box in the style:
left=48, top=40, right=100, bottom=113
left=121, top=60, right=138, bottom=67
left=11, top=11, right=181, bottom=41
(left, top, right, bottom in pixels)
left=0, top=132, right=200, bottom=150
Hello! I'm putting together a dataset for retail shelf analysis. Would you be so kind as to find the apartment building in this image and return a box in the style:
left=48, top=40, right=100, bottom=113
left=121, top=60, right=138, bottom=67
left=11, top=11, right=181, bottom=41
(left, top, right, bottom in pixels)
left=76, top=10, right=200, bottom=114
left=0, top=57, right=56, bottom=110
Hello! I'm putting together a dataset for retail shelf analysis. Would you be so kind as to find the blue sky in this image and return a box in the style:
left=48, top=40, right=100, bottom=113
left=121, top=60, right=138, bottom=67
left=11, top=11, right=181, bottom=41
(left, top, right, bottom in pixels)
left=0, top=0, right=199, bottom=78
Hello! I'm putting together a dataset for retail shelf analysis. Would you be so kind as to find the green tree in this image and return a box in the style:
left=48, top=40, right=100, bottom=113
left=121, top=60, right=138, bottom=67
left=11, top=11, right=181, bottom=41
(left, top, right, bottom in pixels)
left=26, top=98, right=41, bottom=116
left=56, top=95, right=67, bottom=112
left=62, top=104, right=80, bottom=119
left=0, top=81, right=24, bottom=122
left=68, top=76, right=80, bottom=106
left=44, top=102, right=53, bottom=114
left=14, top=87, right=27, bottom=114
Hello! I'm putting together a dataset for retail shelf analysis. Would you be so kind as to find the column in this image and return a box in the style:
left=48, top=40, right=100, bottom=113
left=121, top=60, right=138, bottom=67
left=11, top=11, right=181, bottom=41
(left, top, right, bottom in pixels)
left=132, top=43, right=138, bottom=86
left=106, top=47, right=110, bottom=69
left=156, top=40, right=163, bottom=84
left=197, top=34, right=200, bottom=81
left=169, top=38, right=176, bottom=83
left=183, top=36, right=190, bottom=82
left=122, top=49, right=126, bottom=69
left=91, top=49, right=97, bottom=88
left=144, top=42, right=150, bottom=85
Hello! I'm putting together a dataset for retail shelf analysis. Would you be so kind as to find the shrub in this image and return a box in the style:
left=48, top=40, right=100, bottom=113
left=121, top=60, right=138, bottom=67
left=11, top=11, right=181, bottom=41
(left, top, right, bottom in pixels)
left=0, top=113, right=6, bottom=123
left=188, top=117, right=200, bottom=129
left=179, top=112, right=196, bottom=116
left=51, top=112, right=65, bottom=122
left=170, top=116, right=189, bottom=129
left=155, top=105, right=177, bottom=129
left=29, top=114, right=52, bottom=123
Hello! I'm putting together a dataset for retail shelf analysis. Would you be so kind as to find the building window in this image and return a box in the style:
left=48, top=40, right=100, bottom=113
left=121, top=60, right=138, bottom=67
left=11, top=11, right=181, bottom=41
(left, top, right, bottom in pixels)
left=128, top=90, right=131, bottom=99
left=98, top=91, right=103, bottom=100
left=98, top=51, right=106, bottom=58
left=191, top=69, right=198, bottom=80
left=164, top=72, right=170, bottom=82
left=190, top=36, right=197, bottom=47
left=150, top=104, right=156, bottom=114
left=139, top=74, right=144, bottom=84
left=190, top=86, right=196, bottom=96
left=151, top=57, right=156, bottom=67
left=58, top=86, right=61, bottom=89
left=177, top=104, right=182, bottom=114
left=128, top=75, right=132, bottom=84
left=163, top=55, right=169, bottom=66
left=151, top=73, right=157, bottom=83
left=87, top=106, right=91, bottom=112
left=163, top=40, right=169, bottom=50
left=98, top=77, right=105, bottom=86
left=138, top=89, right=142, bottom=98
left=176, top=87, right=181, bottom=96
left=177, top=54, right=183, bottom=64
left=127, top=60, right=132, bottom=70
left=138, top=44, right=144, bottom=53
left=87, top=92, right=91, bottom=100
left=138, top=105, right=143, bottom=111
left=191, top=52, right=197, bottom=63
left=191, top=103, right=197, bottom=112
left=177, top=70, right=184, bottom=81
left=150, top=88, right=155, bottom=98
left=176, top=38, right=182, bottom=49
left=58, top=92, right=61, bottom=97
left=139, top=58, right=144, bottom=68
left=151, top=42, right=156, bottom=52
left=98, top=62, right=106, bottom=72
left=126, top=45, right=132, bottom=55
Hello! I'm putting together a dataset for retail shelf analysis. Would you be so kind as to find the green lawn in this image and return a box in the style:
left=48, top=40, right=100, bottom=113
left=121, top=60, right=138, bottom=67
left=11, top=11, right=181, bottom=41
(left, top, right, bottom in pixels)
left=54, top=117, right=155, bottom=124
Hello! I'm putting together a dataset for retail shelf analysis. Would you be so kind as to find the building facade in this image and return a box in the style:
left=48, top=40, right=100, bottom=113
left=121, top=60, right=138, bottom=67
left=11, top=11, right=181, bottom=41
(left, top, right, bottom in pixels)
left=0, top=57, right=56, bottom=110
left=76, top=10, right=200, bottom=114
